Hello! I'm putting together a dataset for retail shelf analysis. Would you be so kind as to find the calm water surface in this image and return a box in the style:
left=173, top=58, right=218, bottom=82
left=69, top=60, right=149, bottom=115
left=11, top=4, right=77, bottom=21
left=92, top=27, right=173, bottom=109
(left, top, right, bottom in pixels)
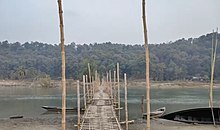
left=0, top=86, right=220, bottom=119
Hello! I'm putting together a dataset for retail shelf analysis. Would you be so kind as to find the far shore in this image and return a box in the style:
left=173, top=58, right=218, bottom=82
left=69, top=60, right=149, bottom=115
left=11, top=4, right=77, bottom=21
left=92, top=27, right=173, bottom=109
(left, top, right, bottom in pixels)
left=0, top=79, right=219, bottom=89
left=128, top=80, right=220, bottom=89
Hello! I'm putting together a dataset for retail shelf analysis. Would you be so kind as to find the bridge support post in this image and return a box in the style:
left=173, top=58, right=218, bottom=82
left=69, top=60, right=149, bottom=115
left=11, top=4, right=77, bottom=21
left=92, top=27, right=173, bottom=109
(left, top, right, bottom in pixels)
left=83, top=75, right=86, bottom=109
left=77, top=80, right=80, bottom=130
left=86, top=75, right=89, bottom=103
left=117, top=62, right=121, bottom=121
left=109, top=70, right=112, bottom=99
left=113, top=70, right=116, bottom=108
left=124, top=73, right=128, bottom=130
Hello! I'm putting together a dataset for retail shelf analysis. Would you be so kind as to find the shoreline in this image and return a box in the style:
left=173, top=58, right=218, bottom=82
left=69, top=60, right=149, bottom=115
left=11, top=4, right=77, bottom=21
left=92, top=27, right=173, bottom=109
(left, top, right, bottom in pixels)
left=0, top=79, right=219, bottom=89
left=127, top=81, right=220, bottom=89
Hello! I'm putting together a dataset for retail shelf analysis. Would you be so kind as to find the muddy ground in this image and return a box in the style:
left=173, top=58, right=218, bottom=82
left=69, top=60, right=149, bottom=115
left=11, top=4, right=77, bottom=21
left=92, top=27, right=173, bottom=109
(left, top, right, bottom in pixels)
left=0, top=117, right=219, bottom=130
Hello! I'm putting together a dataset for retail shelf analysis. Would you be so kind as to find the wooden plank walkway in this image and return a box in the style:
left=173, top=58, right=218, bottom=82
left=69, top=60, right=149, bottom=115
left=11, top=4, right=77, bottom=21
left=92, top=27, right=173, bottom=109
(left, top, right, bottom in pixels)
left=80, top=86, right=122, bottom=130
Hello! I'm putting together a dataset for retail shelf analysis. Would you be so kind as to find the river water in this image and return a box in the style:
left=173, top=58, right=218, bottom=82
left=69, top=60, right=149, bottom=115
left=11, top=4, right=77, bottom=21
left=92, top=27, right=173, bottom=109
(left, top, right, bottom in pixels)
left=0, top=86, right=220, bottom=119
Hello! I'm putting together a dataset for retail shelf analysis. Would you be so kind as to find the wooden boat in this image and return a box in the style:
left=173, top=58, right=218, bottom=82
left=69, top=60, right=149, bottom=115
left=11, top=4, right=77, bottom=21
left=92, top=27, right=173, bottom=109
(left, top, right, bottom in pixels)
left=143, top=107, right=166, bottom=118
left=9, top=115, right=23, bottom=119
left=161, top=107, right=220, bottom=124
left=42, top=106, right=84, bottom=112
left=161, top=31, right=220, bottom=125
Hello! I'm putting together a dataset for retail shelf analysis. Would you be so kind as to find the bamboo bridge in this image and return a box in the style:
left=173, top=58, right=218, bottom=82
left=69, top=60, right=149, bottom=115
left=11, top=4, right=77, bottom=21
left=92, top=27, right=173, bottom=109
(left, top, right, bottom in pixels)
left=80, top=84, right=122, bottom=130
left=77, top=63, right=127, bottom=130
left=57, top=0, right=149, bottom=129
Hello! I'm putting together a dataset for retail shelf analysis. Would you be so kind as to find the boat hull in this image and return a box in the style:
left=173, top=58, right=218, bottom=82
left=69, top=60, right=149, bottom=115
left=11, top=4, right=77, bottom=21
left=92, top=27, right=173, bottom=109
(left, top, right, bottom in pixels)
left=42, top=106, right=82, bottom=112
left=161, top=107, right=220, bottom=124
left=143, top=107, right=166, bottom=118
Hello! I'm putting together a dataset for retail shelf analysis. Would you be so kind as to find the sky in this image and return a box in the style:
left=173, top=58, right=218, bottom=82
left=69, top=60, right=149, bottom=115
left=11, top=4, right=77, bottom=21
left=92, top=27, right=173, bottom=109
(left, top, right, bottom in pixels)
left=0, top=0, right=219, bottom=45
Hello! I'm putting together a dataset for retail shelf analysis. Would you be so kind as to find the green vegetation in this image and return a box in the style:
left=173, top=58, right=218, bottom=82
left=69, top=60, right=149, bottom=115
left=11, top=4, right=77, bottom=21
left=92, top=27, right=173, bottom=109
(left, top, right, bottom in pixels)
left=38, top=75, right=52, bottom=88
left=0, top=32, right=219, bottom=81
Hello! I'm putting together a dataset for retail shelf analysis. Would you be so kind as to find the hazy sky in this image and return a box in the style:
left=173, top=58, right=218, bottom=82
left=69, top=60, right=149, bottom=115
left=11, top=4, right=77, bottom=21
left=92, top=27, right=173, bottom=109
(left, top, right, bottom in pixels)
left=0, top=0, right=219, bottom=44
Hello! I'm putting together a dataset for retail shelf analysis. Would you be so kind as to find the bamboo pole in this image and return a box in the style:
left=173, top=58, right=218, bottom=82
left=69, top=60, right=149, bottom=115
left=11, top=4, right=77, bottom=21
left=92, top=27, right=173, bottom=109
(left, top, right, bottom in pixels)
left=211, top=30, right=214, bottom=73
left=88, top=63, right=92, bottom=83
left=77, top=80, right=80, bottom=129
left=97, top=74, right=99, bottom=85
left=83, top=75, right=86, bottom=109
left=107, top=72, right=109, bottom=94
left=95, top=70, right=98, bottom=89
left=210, top=28, right=218, bottom=107
left=117, top=63, right=121, bottom=121
left=88, top=63, right=92, bottom=99
left=209, top=29, right=215, bottom=107
left=124, top=73, right=128, bottom=130
left=57, top=0, right=66, bottom=129
left=141, top=95, right=144, bottom=115
left=86, top=75, right=89, bottom=102
left=95, top=70, right=98, bottom=81
left=92, top=76, right=95, bottom=96
left=209, top=28, right=218, bottom=126
left=91, top=76, right=93, bottom=96
left=142, top=0, right=151, bottom=130
left=113, top=70, right=116, bottom=106
left=109, top=70, right=112, bottom=99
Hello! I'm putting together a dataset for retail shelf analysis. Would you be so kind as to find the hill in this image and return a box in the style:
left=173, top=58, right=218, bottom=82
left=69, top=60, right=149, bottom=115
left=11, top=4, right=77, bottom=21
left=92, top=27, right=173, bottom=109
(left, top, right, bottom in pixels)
left=0, top=32, right=219, bottom=81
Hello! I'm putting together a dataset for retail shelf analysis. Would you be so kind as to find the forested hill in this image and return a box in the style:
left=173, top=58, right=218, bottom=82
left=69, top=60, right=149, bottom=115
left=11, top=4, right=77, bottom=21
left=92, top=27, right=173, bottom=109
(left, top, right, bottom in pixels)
left=0, top=32, right=219, bottom=81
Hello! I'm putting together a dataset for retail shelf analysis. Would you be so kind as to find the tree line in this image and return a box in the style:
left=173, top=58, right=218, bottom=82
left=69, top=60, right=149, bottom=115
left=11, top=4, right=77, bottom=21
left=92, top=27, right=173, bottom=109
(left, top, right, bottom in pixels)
left=0, top=32, right=219, bottom=81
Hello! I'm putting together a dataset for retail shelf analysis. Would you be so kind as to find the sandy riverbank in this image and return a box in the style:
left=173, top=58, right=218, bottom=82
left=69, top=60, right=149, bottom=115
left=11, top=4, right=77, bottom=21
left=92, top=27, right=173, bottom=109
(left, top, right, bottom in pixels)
left=125, top=119, right=220, bottom=130
left=0, top=79, right=74, bottom=88
left=0, top=117, right=219, bottom=130
left=0, top=116, right=76, bottom=130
